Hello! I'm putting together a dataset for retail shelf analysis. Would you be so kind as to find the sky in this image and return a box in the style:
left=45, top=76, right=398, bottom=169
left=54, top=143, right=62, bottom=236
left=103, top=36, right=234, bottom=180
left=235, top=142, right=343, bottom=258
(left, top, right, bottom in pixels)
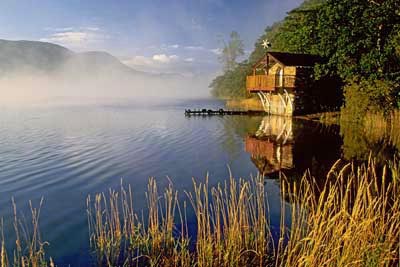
left=0, top=0, right=303, bottom=76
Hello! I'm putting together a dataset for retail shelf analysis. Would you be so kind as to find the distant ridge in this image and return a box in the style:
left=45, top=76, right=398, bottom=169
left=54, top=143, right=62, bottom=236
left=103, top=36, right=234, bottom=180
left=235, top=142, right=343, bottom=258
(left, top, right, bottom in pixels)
left=0, top=39, right=73, bottom=73
left=0, top=39, right=209, bottom=100
left=0, top=39, right=148, bottom=77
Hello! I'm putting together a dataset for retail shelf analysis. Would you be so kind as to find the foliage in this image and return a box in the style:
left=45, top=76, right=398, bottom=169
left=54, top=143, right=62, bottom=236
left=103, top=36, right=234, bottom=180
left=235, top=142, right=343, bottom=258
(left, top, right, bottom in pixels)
left=209, top=0, right=325, bottom=99
left=342, top=78, right=400, bottom=120
left=319, top=0, right=400, bottom=117
left=247, top=0, right=324, bottom=63
left=210, top=0, right=400, bottom=114
left=209, top=31, right=248, bottom=99
left=209, top=62, right=250, bottom=99
left=316, top=0, right=400, bottom=81
left=270, top=1, right=323, bottom=54
left=218, top=31, right=245, bottom=72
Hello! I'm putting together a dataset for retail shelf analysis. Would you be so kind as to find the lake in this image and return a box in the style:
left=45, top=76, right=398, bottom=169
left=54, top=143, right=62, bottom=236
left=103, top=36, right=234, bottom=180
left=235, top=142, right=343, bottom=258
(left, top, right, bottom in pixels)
left=0, top=98, right=398, bottom=266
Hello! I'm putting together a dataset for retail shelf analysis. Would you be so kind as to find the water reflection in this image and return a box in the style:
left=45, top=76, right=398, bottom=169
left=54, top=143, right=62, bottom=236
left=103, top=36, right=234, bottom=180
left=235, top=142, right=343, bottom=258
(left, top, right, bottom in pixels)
left=0, top=102, right=398, bottom=266
left=244, top=116, right=343, bottom=181
left=340, top=119, right=400, bottom=163
left=243, top=115, right=400, bottom=182
left=245, top=116, right=294, bottom=178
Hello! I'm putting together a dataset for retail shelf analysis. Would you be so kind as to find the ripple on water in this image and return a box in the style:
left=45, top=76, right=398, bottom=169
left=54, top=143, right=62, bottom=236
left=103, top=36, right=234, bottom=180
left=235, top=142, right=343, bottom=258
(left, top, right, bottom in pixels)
left=0, top=102, right=265, bottom=265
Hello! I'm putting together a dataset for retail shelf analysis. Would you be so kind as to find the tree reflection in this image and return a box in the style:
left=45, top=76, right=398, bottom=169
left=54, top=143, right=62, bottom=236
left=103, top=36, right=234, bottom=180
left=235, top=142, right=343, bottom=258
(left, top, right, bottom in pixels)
left=243, top=114, right=400, bottom=183
left=340, top=113, right=400, bottom=163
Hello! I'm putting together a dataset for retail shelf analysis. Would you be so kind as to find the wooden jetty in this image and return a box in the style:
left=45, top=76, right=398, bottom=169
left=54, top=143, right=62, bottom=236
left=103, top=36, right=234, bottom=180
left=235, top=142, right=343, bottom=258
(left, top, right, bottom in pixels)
left=185, top=108, right=266, bottom=116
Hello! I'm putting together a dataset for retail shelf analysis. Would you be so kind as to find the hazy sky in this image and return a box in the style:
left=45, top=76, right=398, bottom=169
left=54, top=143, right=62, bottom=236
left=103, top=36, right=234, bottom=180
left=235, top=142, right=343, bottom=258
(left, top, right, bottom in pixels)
left=0, top=0, right=303, bottom=75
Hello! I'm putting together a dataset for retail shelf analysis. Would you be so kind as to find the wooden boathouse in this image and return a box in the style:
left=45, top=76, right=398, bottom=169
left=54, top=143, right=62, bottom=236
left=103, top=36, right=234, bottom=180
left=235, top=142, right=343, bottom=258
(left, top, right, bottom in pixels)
left=246, top=52, right=323, bottom=115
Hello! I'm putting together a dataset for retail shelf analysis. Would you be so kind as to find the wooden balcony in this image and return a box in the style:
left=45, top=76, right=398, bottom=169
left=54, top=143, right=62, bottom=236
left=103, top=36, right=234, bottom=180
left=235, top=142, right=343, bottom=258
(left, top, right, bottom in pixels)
left=246, top=75, right=296, bottom=92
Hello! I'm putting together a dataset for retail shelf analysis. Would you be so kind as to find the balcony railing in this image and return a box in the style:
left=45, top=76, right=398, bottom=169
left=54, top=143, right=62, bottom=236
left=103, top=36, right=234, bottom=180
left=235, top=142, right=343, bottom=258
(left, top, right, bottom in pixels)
left=246, top=75, right=296, bottom=92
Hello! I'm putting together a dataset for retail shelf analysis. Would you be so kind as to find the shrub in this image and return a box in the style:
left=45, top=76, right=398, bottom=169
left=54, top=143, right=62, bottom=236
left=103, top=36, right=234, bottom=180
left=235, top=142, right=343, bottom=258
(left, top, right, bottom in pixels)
left=342, top=78, right=400, bottom=121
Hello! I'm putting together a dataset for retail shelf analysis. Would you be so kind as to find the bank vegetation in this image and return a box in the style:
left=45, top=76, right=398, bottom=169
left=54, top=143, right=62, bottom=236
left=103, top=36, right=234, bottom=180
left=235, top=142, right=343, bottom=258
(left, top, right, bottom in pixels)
left=1, top=158, right=399, bottom=266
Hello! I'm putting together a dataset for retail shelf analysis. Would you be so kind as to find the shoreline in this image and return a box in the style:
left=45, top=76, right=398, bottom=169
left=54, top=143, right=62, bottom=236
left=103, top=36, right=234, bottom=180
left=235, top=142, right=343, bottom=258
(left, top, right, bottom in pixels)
left=225, top=98, right=264, bottom=111
left=224, top=97, right=341, bottom=124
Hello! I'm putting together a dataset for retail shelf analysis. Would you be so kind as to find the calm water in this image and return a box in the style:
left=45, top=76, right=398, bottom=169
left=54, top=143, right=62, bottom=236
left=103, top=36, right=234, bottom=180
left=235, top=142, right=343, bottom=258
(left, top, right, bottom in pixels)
left=0, top=98, right=397, bottom=266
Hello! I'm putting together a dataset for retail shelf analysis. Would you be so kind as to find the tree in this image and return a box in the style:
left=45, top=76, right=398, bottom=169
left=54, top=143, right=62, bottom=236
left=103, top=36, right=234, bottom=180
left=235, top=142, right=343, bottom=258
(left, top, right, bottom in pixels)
left=272, top=1, right=322, bottom=54
left=219, top=31, right=245, bottom=72
left=209, top=62, right=250, bottom=99
left=316, top=0, right=400, bottom=80
left=315, top=0, right=400, bottom=114
left=209, top=0, right=400, bottom=112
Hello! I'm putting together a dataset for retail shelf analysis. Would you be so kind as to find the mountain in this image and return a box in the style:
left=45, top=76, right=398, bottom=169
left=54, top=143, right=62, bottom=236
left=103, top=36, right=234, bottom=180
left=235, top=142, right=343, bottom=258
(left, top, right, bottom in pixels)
left=0, top=39, right=144, bottom=76
left=63, top=51, right=147, bottom=77
left=0, top=39, right=210, bottom=100
left=0, top=39, right=73, bottom=74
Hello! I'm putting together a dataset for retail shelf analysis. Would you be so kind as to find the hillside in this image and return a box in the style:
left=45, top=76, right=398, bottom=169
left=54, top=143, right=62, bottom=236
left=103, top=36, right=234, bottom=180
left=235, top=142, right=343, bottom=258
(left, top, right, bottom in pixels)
left=0, top=39, right=144, bottom=77
left=0, top=39, right=211, bottom=102
left=64, top=51, right=146, bottom=77
left=0, top=39, right=73, bottom=74
left=209, top=0, right=400, bottom=116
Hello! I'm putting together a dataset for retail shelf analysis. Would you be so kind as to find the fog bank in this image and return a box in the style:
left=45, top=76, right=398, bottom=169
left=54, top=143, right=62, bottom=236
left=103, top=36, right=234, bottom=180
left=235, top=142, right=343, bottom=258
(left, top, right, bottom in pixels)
left=0, top=40, right=213, bottom=107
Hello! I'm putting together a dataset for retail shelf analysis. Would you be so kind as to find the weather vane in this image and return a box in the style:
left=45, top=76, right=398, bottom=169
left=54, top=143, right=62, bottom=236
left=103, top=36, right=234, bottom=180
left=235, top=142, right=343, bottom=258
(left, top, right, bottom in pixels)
left=261, top=39, right=271, bottom=49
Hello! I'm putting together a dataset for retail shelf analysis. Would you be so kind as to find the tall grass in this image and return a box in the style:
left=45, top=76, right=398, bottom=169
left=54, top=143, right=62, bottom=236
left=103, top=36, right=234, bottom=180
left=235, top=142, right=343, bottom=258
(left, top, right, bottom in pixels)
left=186, top=177, right=272, bottom=266
left=87, top=179, right=191, bottom=267
left=226, top=98, right=264, bottom=111
left=87, top=159, right=400, bottom=267
left=0, top=198, right=54, bottom=267
left=280, top=159, right=400, bottom=266
left=87, top=176, right=274, bottom=267
left=1, top=158, right=399, bottom=266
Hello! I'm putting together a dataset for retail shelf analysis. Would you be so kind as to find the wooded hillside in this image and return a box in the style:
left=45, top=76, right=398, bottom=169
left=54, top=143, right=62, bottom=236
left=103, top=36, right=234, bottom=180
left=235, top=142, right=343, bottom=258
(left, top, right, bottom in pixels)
left=210, top=0, right=400, bottom=115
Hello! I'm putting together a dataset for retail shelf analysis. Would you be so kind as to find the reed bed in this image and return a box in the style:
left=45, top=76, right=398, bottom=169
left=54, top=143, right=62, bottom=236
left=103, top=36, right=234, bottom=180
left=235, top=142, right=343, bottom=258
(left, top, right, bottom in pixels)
left=186, top=177, right=272, bottom=267
left=279, top=159, right=400, bottom=267
left=87, top=159, right=400, bottom=267
left=0, top=198, right=54, bottom=267
left=87, top=179, right=191, bottom=267
left=226, top=98, right=264, bottom=111
left=1, top=158, right=399, bottom=266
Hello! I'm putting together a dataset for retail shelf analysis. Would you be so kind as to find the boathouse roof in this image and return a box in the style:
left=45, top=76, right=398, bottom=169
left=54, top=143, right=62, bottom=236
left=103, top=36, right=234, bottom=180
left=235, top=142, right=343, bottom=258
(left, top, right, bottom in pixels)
left=254, top=52, right=322, bottom=68
left=268, top=52, right=322, bottom=66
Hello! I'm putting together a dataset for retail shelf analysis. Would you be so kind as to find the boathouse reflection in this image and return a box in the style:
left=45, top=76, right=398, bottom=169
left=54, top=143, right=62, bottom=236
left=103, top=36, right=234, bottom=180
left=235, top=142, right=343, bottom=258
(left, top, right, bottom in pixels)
left=245, top=116, right=294, bottom=178
left=245, top=116, right=342, bottom=181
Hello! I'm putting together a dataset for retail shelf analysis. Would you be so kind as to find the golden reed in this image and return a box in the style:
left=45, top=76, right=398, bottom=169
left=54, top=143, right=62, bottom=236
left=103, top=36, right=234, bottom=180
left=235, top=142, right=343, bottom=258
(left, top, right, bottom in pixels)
left=87, top=159, right=400, bottom=267
left=1, top=158, right=399, bottom=266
